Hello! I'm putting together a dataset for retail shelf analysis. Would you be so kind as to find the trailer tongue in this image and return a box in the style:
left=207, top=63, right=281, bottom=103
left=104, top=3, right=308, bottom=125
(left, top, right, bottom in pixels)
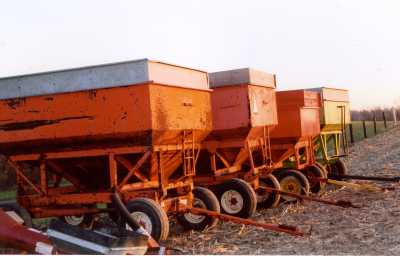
left=177, top=207, right=304, bottom=236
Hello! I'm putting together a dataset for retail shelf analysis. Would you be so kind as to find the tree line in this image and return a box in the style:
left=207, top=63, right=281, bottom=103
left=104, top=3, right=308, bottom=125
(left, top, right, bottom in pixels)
left=351, top=107, right=399, bottom=121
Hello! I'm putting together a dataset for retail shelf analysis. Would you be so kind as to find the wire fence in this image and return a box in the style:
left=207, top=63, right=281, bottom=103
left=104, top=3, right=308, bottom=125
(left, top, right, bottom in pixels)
left=346, top=120, right=397, bottom=144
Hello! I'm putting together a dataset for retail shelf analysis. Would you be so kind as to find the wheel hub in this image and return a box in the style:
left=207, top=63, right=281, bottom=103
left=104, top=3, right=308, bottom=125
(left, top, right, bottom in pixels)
left=280, top=176, right=302, bottom=201
left=64, top=215, right=84, bottom=226
left=220, top=189, right=244, bottom=214
left=183, top=198, right=206, bottom=224
left=127, top=211, right=153, bottom=234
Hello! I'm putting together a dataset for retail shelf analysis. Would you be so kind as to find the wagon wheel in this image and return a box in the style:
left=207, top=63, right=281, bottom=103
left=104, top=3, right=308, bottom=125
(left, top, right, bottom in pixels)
left=125, top=198, right=169, bottom=241
left=215, top=178, right=257, bottom=218
left=176, top=186, right=220, bottom=230
left=62, top=214, right=93, bottom=227
left=256, top=174, right=281, bottom=209
left=275, top=169, right=310, bottom=202
left=327, top=159, right=348, bottom=180
left=303, top=164, right=327, bottom=194
left=60, top=205, right=95, bottom=228
left=315, top=161, right=329, bottom=177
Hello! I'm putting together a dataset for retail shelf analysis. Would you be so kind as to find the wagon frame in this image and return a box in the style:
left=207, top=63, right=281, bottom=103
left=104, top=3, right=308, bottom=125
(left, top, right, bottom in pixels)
left=8, top=131, right=198, bottom=219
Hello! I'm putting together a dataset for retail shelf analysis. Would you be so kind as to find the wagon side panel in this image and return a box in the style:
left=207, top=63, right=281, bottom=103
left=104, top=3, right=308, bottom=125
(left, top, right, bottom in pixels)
left=270, top=107, right=302, bottom=139
left=149, top=84, right=212, bottom=145
left=248, top=85, right=278, bottom=128
left=300, top=107, right=321, bottom=137
left=210, top=85, right=250, bottom=132
left=0, top=85, right=153, bottom=152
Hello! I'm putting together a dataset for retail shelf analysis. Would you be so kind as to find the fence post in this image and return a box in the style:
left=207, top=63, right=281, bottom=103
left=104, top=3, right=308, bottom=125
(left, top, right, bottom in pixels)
left=373, top=114, right=377, bottom=135
left=363, top=120, right=367, bottom=138
left=349, top=123, right=355, bottom=144
left=383, top=111, right=387, bottom=129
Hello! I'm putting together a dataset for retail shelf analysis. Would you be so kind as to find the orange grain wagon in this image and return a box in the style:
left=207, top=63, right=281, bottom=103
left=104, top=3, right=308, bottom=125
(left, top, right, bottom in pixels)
left=0, top=59, right=219, bottom=241
left=193, top=68, right=281, bottom=218
left=269, top=89, right=326, bottom=196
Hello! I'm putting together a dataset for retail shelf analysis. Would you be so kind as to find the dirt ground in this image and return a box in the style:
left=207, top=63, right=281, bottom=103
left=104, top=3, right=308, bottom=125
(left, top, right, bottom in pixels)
left=2, top=127, right=400, bottom=255
left=164, top=126, right=400, bottom=255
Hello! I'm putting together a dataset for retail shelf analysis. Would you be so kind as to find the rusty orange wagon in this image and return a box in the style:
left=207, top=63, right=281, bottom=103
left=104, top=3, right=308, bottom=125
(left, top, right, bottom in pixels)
left=0, top=59, right=221, bottom=241
left=192, top=68, right=283, bottom=218
left=268, top=89, right=326, bottom=196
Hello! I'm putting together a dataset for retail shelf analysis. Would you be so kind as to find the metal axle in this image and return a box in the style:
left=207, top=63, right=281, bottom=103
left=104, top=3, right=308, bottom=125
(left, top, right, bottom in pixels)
left=330, top=174, right=400, bottom=182
left=181, top=206, right=304, bottom=236
left=259, top=186, right=360, bottom=208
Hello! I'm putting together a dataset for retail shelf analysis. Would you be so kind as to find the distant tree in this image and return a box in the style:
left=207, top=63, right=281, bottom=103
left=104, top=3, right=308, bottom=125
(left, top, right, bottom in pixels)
left=351, top=107, right=398, bottom=121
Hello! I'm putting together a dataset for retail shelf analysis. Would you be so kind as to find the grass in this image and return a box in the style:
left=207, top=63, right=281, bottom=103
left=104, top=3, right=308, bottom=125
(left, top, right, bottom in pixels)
left=0, top=189, right=16, bottom=201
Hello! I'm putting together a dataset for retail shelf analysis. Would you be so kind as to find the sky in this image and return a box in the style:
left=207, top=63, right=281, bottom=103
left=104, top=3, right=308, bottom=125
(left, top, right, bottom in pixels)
left=0, top=0, right=399, bottom=110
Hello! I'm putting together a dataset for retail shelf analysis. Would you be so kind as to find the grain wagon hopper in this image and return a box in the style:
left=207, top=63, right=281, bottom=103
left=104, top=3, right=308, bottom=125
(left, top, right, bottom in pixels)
left=309, top=87, right=350, bottom=178
left=268, top=90, right=326, bottom=195
left=0, top=59, right=219, bottom=241
left=191, top=68, right=281, bottom=220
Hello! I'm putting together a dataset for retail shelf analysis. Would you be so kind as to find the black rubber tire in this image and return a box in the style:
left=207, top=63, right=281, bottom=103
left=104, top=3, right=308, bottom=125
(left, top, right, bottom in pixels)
left=126, top=198, right=169, bottom=241
left=215, top=178, right=257, bottom=218
left=257, top=174, right=281, bottom=209
left=0, top=202, right=32, bottom=227
left=303, top=164, right=327, bottom=194
left=275, top=169, right=310, bottom=202
left=315, top=162, right=329, bottom=177
left=328, top=159, right=348, bottom=180
left=176, top=187, right=220, bottom=231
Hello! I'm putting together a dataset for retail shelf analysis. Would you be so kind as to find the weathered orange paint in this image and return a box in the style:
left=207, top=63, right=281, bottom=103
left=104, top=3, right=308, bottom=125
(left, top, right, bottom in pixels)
left=268, top=89, right=321, bottom=169
left=0, top=82, right=211, bottom=154
left=208, top=84, right=278, bottom=140
left=270, top=90, right=320, bottom=139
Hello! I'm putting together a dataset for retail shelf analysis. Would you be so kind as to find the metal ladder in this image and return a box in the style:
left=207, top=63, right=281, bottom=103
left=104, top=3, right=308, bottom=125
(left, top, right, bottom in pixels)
left=261, top=126, right=273, bottom=168
left=182, top=130, right=196, bottom=176
left=338, top=105, right=349, bottom=156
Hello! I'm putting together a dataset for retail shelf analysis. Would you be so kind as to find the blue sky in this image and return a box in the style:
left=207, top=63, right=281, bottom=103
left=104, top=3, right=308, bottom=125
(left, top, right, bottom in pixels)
left=1, top=0, right=399, bottom=109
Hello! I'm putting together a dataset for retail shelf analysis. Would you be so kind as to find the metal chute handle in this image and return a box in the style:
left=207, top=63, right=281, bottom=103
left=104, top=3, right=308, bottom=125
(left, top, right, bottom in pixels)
left=111, top=192, right=141, bottom=231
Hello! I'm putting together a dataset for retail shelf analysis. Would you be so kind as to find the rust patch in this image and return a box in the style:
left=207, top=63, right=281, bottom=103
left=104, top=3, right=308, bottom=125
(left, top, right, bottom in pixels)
left=0, top=116, right=94, bottom=131
left=88, top=90, right=97, bottom=100
left=6, top=98, right=26, bottom=109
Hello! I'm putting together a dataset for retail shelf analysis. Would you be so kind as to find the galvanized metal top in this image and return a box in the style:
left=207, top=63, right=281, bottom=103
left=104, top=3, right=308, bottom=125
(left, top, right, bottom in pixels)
left=307, top=87, right=349, bottom=102
left=0, top=59, right=210, bottom=100
left=209, top=68, right=276, bottom=88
